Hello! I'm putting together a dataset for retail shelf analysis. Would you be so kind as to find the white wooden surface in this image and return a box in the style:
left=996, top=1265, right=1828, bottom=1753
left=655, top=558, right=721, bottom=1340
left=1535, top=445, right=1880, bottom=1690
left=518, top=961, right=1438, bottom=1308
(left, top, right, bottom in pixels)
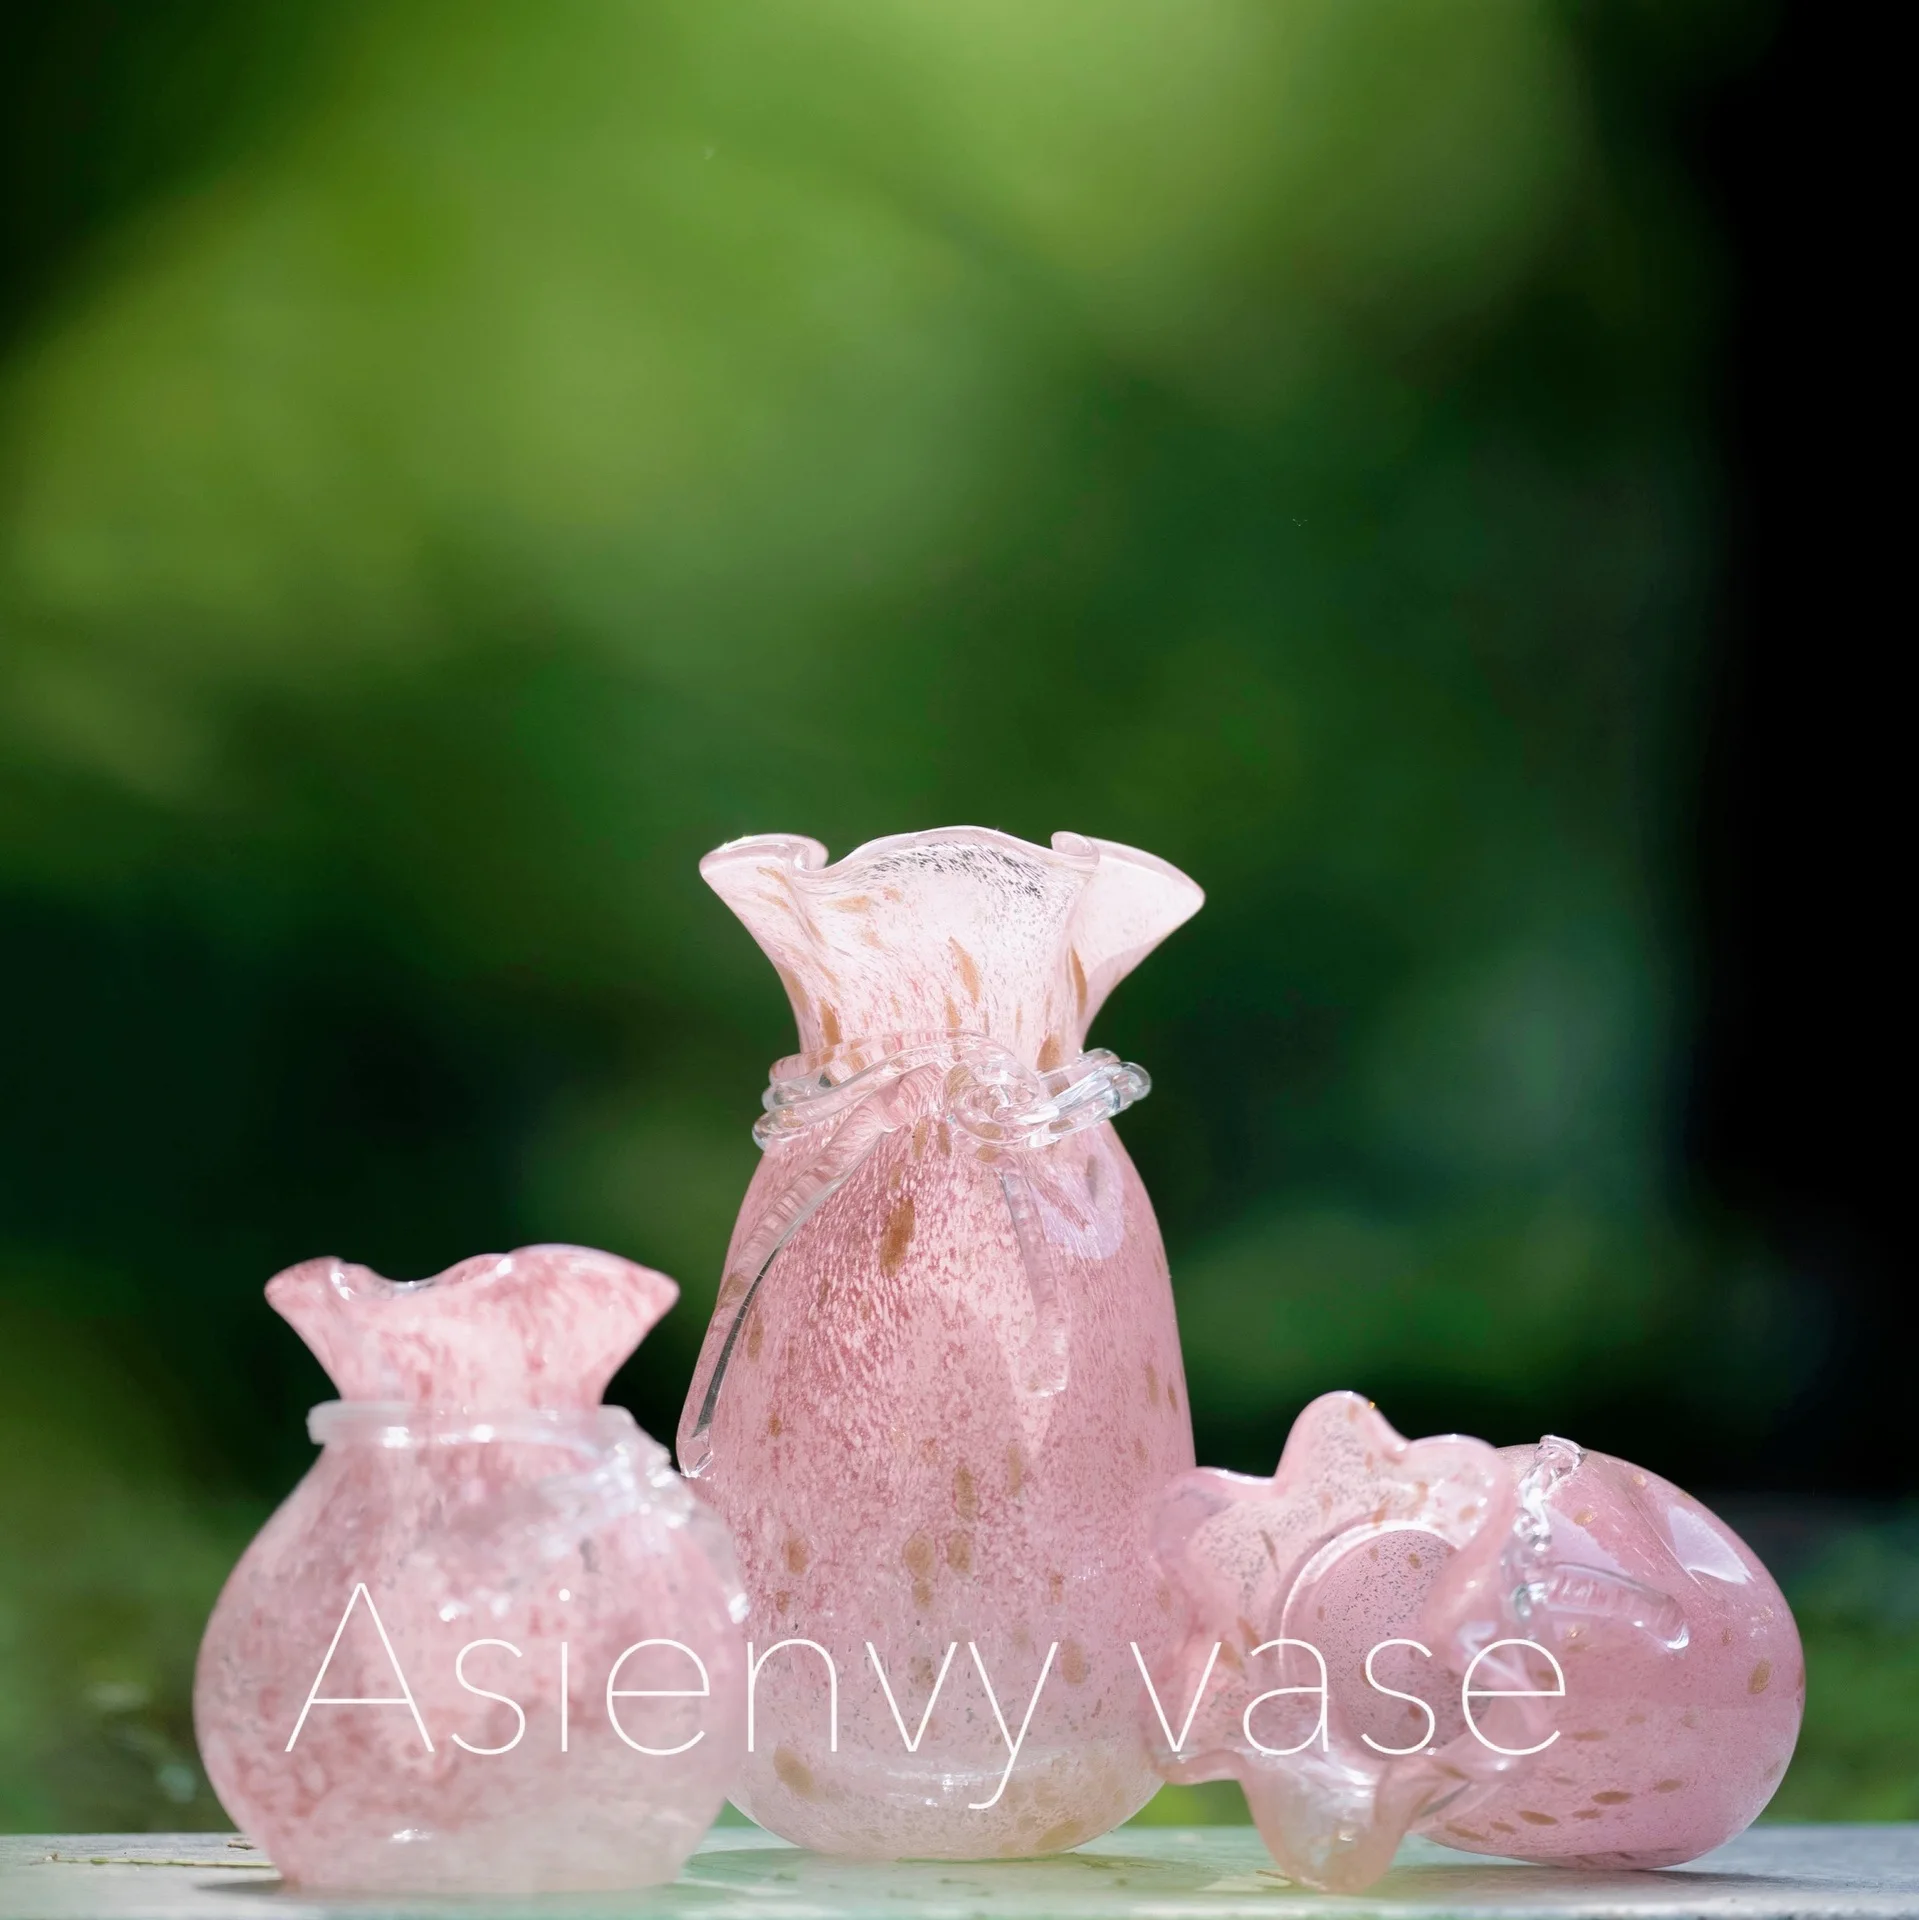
left=3, top=1824, right=1915, bottom=1918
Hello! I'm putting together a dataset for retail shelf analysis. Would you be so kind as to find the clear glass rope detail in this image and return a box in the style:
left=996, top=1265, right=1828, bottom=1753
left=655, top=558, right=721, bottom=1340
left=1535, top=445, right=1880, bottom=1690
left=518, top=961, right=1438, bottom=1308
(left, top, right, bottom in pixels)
left=681, top=1032, right=1150, bottom=1475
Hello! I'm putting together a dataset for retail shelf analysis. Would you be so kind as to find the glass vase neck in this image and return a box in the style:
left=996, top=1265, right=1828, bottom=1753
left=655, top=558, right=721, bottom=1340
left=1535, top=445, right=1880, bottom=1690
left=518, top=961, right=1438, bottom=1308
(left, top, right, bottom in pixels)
left=702, top=826, right=1202, bottom=1071
left=268, top=1245, right=678, bottom=1407
left=307, top=1401, right=641, bottom=1451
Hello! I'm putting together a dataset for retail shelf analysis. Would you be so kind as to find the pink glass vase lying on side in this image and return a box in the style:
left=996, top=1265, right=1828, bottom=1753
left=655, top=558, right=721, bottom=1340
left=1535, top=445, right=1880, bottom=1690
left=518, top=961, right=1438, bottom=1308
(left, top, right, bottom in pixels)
left=679, top=827, right=1204, bottom=1857
left=1146, top=1392, right=1803, bottom=1892
left=195, top=1246, right=747, bottom=1895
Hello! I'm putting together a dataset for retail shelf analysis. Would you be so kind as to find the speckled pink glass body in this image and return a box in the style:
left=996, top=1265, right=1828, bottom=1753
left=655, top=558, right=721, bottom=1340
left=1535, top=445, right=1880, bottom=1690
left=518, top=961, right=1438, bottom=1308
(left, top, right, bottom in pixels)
left=1149, top=1393, right=1803, bottom=1892
left=679, top=828, right=1203, bottom=1856
left=1443, top=1436, right=1802, bottom=1868
left=195, top=1246, right=747, bottom=1895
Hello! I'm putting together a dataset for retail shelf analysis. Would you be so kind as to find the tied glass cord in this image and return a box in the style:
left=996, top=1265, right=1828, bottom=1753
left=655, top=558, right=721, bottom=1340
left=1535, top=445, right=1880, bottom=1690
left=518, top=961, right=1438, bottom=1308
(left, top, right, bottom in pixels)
left=681, top=1031, right=1150, bottom=1476
left=304, top=1401, right=739, bottom=1579
left=1507, top=1434, right=1692, bottom=1655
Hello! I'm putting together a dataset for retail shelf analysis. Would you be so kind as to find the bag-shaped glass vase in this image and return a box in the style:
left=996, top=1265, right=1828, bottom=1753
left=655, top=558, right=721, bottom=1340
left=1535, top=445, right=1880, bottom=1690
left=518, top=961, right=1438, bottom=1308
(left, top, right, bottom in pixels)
left=679, top=827, right=1203, bottom=1856
left=1147, top=1392, right=1803, bottom=1892
left=195, top=1245, right=747, bottom=1894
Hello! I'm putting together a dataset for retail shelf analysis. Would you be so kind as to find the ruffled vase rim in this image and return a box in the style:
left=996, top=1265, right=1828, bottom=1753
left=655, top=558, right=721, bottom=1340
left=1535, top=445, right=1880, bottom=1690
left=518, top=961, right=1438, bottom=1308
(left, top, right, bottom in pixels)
left=268, top=1244, right=663, bottom=1306
left=700, top=825, right=1198, bottom=896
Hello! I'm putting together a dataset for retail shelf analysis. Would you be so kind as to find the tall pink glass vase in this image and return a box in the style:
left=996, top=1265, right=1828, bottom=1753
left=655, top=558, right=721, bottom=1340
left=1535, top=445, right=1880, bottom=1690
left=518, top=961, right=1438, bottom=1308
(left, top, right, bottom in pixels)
left=679, top=828, right=1203, bottom=1856
left=195, top=1246, right=747, bottom=1894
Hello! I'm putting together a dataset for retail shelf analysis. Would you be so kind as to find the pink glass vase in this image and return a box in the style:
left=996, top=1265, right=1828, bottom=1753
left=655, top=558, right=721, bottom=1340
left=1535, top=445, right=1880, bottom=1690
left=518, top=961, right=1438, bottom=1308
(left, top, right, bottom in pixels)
left=1147, top=1392, right=1804, bottom=1892
left=678, top=827, right=1204, bottom=1856
left=194, top=1246, right=747, bottom=1894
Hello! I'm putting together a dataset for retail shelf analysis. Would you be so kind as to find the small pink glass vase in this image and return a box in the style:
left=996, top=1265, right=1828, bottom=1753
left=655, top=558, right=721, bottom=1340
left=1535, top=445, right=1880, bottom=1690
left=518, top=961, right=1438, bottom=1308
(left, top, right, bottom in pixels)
left=679, top=827, right=1203, bottom=1856
left=194, top=1246, right=747, bottom=1894
left=1147, top=1392, right=1803, bottom=1892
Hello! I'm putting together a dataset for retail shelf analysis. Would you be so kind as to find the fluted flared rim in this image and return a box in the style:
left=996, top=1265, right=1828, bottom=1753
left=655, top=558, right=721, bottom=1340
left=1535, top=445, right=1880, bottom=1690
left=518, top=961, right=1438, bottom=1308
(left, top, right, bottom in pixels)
left=700, top=825, right=1201, bottom=903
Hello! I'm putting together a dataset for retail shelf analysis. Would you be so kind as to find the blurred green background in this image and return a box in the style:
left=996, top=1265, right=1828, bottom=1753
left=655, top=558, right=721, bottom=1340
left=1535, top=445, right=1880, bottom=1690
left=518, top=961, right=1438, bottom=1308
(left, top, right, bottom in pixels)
left=0, top=0, right=1907, bottom=1834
